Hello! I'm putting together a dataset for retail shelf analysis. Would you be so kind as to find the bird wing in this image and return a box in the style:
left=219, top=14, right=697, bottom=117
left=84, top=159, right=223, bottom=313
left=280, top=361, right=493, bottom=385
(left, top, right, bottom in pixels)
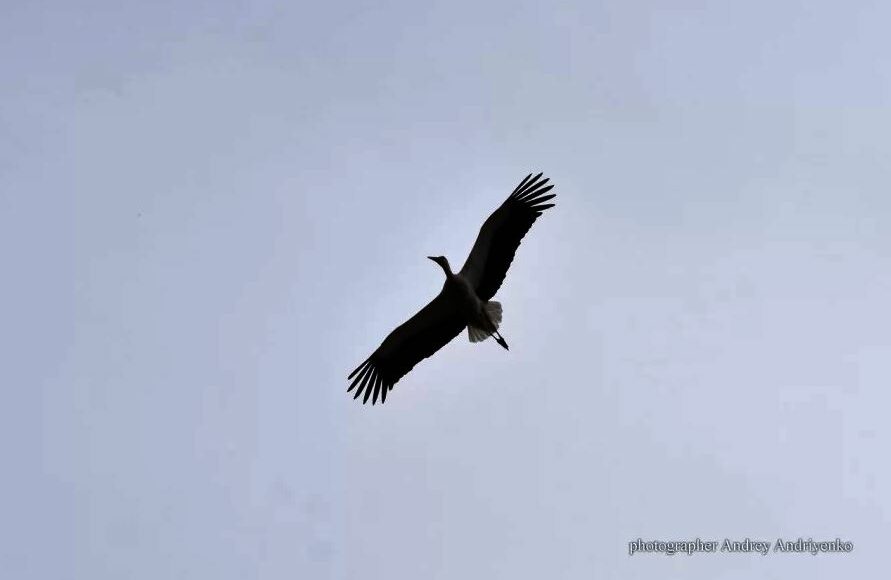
left=459, top=173, right=556, bottom=301
left=347, top=288, right=466, bottom=404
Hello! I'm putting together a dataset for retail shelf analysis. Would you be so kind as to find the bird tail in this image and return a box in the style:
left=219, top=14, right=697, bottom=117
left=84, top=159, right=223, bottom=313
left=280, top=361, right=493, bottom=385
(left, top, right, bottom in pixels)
left=468, top=325, right=490, bottom=343
left=468, top=301, right=508, bottom=350
left=485, top=300, right=503, bottom=326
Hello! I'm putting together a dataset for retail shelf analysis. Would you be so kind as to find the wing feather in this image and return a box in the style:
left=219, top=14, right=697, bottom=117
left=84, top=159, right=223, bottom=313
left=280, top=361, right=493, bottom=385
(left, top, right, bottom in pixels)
left=347, top=288, right=465, bottom=404
left=459, top=173, right=557, bottom=301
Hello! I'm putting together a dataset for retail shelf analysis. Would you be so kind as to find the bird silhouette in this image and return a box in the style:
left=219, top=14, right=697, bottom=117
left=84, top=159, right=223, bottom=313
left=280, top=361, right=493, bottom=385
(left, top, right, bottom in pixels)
left=348, top=173, right=556, bottom=404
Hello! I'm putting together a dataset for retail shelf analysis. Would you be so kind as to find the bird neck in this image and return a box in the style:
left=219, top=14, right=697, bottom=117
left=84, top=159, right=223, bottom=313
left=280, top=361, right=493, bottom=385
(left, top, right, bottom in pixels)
left=437, top=259, right=453, bottom=277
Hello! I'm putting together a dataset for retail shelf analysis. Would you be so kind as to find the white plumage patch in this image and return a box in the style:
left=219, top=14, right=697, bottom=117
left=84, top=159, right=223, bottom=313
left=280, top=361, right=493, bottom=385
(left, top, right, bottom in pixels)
left=467, top=301, right=503, bottom=343
left=468, top=326, right=489, bottom=342
left=486, top=300, right=502, bottom=325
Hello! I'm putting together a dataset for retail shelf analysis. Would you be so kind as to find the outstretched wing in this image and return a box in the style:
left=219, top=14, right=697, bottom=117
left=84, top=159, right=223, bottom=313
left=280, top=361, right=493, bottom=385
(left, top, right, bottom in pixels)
left=347, top=288, right=465, bottom=404
left=459, top=173, right=556, bottom=301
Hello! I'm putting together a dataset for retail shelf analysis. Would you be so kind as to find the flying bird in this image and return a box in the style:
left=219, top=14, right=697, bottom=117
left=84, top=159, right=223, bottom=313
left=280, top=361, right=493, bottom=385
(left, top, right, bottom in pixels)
left=348, top=173, right=556, bottom=404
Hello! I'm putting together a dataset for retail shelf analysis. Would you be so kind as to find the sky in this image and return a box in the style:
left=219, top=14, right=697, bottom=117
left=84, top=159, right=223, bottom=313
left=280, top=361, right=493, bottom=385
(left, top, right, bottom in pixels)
left=2, top=0, right=890, bottom=578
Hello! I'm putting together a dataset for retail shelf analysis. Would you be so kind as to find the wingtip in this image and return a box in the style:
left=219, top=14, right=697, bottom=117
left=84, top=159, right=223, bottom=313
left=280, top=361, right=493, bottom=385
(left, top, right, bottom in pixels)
left=511, top=172, right=534, bottom=196
left=513, top=172, right=549, bottom=200
left=347, top=358, right=370, bottom=380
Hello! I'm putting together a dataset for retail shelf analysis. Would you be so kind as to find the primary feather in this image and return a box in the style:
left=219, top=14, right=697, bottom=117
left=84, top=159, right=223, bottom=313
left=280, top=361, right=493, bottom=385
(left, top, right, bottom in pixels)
left=459, top=173, right=555, bottom=301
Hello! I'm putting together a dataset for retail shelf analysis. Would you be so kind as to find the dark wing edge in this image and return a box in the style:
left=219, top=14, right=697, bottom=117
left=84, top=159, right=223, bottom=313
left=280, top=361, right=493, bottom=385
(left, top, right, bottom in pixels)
left=347, top=291, right=466, bottom=405
left=460, top=172, right=556, bottom=301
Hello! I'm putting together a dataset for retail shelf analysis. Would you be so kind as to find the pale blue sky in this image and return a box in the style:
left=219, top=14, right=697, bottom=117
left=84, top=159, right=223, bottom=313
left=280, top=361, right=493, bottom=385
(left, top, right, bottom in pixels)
left=2, top=1, right=889, bottom=578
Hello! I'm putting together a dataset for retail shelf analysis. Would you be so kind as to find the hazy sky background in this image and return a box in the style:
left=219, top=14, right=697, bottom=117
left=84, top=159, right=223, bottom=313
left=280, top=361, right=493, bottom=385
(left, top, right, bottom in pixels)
left=2, top=1, right=889, bottom=578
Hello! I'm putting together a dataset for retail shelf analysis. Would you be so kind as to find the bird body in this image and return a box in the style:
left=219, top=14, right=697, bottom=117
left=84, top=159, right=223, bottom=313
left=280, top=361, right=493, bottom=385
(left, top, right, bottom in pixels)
left=348, top=173, right=556, bottom=404
left=430, top=258, right=507, bottom=349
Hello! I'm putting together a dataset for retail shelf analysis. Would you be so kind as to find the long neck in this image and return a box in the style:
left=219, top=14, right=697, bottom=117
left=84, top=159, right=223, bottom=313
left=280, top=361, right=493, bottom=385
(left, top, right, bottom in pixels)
left=437, top=259, right=453, bottom=277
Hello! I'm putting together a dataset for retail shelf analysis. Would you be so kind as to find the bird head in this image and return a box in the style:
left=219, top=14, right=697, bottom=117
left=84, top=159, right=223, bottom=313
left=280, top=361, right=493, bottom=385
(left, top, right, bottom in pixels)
left=427, top=255, right=452, bottom=275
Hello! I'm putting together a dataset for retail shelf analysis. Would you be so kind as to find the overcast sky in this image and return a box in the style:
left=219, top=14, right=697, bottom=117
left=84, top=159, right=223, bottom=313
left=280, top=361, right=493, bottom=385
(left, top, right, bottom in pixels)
left=2, top=1, right=890, bottom=578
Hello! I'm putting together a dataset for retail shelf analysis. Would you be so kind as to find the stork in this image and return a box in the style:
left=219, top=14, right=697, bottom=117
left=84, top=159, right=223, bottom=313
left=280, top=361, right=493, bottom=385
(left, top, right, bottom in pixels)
left=348, top=173, right=556, bottom=404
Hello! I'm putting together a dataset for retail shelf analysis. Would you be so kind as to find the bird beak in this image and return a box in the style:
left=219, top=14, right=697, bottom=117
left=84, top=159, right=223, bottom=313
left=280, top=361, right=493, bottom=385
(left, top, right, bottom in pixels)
left=427, top=256, right=436, bottom=261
